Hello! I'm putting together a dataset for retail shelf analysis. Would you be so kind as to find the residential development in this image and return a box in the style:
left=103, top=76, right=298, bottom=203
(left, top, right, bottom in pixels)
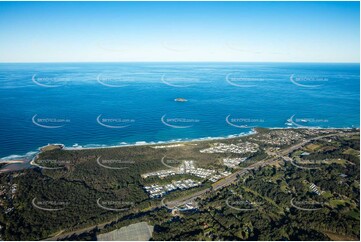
left=142, top=160, right=233, bottom=198
left=144, top=179, right=202, bottom=198
left=223, top=157, right=247, bottom=168
left=200, top=142, right=259, bottom=154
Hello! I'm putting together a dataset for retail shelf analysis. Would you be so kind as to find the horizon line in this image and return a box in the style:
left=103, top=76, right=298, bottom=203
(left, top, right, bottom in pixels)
left=0, top=61, right=359, bottom=64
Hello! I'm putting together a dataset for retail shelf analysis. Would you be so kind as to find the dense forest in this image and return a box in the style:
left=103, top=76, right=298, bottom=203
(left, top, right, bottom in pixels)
left=0, top=129, right=359, bottom=240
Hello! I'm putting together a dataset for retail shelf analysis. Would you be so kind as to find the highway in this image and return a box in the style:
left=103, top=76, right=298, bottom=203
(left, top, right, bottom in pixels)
left=47, top=130, right=358, bottom=240
left=162, top=131, right=358, bottom=208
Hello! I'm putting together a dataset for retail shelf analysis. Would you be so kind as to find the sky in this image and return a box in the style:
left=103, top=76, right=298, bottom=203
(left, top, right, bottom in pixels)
left=0, top=1, right=359, bottom=63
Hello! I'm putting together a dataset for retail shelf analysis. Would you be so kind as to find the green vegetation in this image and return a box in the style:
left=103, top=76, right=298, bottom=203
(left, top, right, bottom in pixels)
left=0, top=128, right=359, bottom=241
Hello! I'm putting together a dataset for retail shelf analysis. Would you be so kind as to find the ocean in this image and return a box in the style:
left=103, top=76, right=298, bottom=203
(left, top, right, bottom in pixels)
left=0, top=62, right=359, bottom=160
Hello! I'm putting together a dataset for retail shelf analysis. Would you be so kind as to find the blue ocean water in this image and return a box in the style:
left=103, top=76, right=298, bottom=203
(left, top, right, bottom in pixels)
left=0, top=62, right=359, bottom=159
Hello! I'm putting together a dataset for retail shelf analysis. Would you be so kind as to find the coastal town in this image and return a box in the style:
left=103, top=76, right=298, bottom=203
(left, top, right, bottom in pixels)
left=249, top=129, right=305, bottom=146
left=142, top=159, right=232, bottom=198
left=139, top=128, right=359, bottom=200
left=0, top=128, right=358, bottom=241
left=200, top=142, right=259, bottom=154
left=140, top=138, right=263, bottom=199
left=144, top=179, right=201, bottom=199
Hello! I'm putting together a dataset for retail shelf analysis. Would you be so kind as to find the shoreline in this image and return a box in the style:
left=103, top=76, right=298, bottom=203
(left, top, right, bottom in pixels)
left=2, top=130, right=256, bottom=170
left=35, top=127, right=360, bottom=153
left=0, top=160, right=27, bottom=164
left=1, top=127, right=359, bottom=165
left=30, top=127, right=360, bottom=153
left=3, top=130, right=257, bottom=163
left=63, top=130, right=257, bottom=151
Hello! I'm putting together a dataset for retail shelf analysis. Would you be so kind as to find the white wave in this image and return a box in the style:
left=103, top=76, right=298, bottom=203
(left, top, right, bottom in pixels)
left=57, top=131, right=256, bottom=152
left=0, top=151, right=38, bottom=161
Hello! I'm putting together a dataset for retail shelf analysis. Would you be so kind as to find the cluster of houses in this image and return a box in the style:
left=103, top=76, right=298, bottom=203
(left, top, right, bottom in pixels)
left=301, top=128, right=338, bottom=136
left=142, top=159, right=235, bottom=198
left=200, top=142, right=259, bottom=154
left=144, top=179, right=201, bottom=198
left=249, top=130, right=305, bottom=146
left=223, top=157, right=247, bottom=168
left=142, top=160, right=217, bottom=180
left=179, top=160, right=215, bottom=179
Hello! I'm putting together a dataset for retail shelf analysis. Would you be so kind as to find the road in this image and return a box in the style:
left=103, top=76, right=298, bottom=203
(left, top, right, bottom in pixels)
left=47, top=130, right=358, bottom=240
left=163, top=131, right=358, bottom=208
